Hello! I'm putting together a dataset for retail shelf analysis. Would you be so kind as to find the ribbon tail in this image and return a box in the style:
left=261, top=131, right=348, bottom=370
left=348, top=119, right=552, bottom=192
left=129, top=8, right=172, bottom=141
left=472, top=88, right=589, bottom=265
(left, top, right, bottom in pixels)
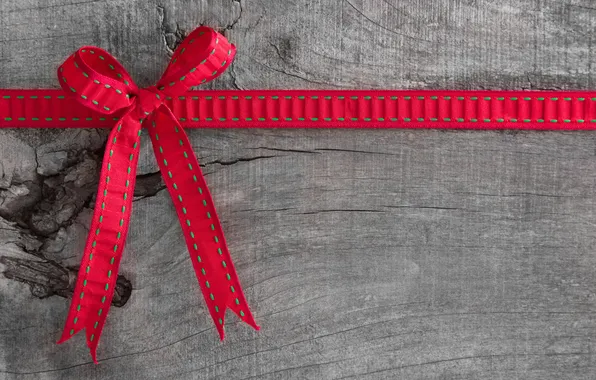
left=148, top=108, right=259, bottom=338
left=58, top=113, right=142, bottom=363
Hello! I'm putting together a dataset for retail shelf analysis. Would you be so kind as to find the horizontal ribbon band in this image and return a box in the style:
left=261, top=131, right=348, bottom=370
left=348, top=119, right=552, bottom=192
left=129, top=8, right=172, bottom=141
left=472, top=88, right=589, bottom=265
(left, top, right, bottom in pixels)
left=1, top=90, right=596, bottom=130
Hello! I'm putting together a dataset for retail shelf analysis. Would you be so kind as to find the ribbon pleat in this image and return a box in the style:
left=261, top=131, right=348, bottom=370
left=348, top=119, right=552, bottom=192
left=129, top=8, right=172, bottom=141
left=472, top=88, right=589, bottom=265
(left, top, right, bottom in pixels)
left=55, top=26, right=258, bottom=362
left=4, top=90, right=596, bottom=129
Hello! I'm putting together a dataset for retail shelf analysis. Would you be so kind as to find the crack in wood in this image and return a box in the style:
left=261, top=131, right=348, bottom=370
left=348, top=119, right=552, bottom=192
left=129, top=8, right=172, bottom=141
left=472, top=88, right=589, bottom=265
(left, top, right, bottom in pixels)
left=0, top=256, right=131, bottom=307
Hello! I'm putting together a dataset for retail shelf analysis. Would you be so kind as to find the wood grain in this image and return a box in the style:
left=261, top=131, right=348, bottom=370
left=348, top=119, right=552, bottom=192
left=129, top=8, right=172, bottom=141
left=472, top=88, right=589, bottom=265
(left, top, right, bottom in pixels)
left=0, top=0, right=595, bottom=379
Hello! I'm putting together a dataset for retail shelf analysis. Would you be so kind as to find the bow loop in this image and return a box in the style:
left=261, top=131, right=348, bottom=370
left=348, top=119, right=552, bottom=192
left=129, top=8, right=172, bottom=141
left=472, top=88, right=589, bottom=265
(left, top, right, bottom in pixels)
left=156, top=26, right=236, bottom=95
left=58, top=47, right=137, bottom=115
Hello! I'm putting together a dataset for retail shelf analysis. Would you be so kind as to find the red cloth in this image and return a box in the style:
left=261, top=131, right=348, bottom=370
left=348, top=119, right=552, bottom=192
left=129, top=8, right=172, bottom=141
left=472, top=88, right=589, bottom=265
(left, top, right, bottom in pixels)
left=1, top=90, right=596, bottom=130
left=52, top=26, right=258, bottom=363
left=0, top=25, right=594, bottom=363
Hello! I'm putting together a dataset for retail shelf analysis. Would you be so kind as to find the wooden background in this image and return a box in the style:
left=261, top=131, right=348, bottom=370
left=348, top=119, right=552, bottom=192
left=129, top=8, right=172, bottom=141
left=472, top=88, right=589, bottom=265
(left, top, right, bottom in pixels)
left=1, top=0, right=596, bottom=378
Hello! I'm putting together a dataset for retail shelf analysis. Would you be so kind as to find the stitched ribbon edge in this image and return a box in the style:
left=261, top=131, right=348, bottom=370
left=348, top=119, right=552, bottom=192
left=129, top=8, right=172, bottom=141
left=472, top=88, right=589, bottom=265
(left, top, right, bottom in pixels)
left=2, top=90, right=596, bottom=130
left=53, top=26, right=258, bottom=363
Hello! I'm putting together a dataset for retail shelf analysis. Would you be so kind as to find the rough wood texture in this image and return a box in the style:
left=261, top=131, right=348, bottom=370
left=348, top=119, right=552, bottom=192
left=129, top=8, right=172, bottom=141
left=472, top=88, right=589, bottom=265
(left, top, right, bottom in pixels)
left=1, top=0, right=596, bottom=379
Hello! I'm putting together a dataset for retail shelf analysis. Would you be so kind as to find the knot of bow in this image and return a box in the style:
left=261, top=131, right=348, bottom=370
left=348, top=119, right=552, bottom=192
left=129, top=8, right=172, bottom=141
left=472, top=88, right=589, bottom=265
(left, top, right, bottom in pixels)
left=56, top=26, right=259, bottom=363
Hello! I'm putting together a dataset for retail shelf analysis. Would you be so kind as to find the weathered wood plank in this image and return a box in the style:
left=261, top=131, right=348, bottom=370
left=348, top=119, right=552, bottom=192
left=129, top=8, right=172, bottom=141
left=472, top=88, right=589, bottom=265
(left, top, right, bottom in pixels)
left=1, top=0, right=595, bottom=379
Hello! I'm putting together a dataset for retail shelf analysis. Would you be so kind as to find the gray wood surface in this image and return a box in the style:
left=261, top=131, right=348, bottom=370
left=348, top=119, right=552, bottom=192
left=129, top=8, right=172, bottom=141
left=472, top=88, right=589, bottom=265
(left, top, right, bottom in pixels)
left=1, top=0, right=596, bottom=379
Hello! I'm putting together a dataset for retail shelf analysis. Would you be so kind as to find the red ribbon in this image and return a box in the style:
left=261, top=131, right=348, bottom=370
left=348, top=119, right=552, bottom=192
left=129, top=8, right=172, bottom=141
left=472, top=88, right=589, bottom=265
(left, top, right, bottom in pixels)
left=2, top=89, right=596, bottom=130
left=54, top=26, right=258, bottom=363
left=2, top=25, right=596, bottom=364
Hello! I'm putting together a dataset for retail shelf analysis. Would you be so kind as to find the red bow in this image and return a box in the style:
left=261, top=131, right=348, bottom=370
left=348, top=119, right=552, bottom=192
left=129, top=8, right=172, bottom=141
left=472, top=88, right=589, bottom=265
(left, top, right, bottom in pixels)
left=56, top=26, right=259, bottom=363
